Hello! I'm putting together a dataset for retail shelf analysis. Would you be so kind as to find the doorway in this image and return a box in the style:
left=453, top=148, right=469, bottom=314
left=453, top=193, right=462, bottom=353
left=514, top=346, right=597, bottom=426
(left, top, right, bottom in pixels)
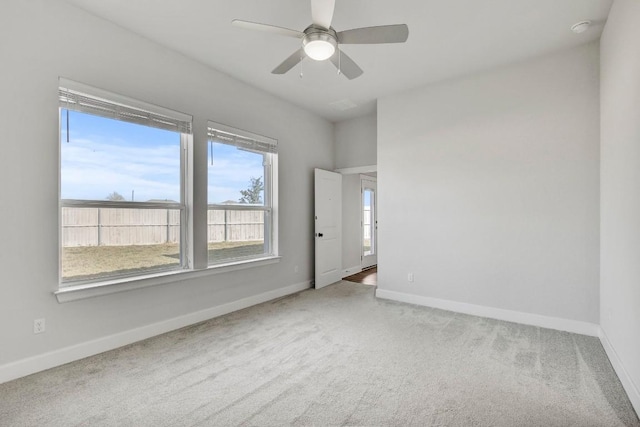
left=334, top=167, right=377, bottom=286
left=361, top=176, right=377, bottom=269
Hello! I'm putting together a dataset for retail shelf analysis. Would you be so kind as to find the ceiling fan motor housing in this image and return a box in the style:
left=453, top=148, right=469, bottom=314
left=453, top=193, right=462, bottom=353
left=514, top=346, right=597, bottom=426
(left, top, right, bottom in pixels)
left=302, top=25, right=338, bottom=60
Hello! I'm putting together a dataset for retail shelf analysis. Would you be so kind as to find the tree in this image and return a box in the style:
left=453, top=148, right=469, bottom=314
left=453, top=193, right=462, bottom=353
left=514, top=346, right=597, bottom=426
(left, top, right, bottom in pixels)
left=106, top=191, right=125, bottom=201
left=239, top=177, right=263, bottom=204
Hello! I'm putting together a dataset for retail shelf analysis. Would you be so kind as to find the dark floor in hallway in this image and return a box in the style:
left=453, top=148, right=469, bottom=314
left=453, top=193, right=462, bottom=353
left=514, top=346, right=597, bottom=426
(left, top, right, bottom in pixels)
left=344, top=266, right=377, bottom=285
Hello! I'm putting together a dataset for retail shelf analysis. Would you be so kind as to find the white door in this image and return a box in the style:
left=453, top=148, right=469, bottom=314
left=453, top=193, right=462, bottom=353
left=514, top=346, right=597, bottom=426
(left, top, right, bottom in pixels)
left=315, top=168, right=342, bottom=289
left=361, top=176, right=377, bottom=269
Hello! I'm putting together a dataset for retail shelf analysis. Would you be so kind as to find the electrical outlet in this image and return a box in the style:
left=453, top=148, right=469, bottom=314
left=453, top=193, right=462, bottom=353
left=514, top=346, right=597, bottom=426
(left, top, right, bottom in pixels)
left=408, top=273, right=414, bottom=282
left=34, top=318, right=46, bottom=334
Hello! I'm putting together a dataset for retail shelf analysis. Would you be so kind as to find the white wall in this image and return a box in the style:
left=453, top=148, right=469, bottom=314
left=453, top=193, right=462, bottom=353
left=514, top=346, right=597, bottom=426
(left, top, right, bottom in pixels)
left=334, top=113, right=377, bottom=169
left=0, top=0, right=333, bottom=374
left=600, top=0, right=640, bottom=410
left=377, top=43, right=600, bottom=325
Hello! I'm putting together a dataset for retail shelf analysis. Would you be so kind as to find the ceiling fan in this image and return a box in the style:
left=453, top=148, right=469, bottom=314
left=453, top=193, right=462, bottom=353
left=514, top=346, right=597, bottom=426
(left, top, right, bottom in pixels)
left=232, top=0, right=409, bottom=80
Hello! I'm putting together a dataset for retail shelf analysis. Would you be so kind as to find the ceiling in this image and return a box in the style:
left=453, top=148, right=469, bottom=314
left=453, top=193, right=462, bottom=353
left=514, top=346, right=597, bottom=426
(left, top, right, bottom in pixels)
left=62, top=0, right=612, bottom=122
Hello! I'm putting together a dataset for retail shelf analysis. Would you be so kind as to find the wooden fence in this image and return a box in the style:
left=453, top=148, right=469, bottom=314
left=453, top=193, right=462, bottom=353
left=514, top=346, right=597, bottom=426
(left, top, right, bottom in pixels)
left=62, top=207, right=264, bottom=247
left=206, top=209, right=264, bottom=243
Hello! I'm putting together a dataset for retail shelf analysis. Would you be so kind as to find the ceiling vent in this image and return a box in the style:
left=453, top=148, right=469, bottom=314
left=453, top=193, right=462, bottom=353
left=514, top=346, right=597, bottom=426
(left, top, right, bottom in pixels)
left=571, top=21, right=591, bottom=34
left=329, top=99, right=358, bottom=111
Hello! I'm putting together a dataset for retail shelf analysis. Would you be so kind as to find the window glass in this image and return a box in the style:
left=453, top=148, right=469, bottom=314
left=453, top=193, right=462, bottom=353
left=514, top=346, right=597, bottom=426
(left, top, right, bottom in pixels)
left=61, top=110, right=181, bottom=202
left=207, top=142, right=264, bottom=205
left=207, top=136, right=275, bottom=265
left=60, top=109, right=184, bottom=284
left=363, top=189, right=373, bottom=256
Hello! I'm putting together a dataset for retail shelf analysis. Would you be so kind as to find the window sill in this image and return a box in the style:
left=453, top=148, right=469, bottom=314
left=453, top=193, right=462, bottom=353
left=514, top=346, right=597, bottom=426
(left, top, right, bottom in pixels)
left=54, top=256, right=281, bottom=303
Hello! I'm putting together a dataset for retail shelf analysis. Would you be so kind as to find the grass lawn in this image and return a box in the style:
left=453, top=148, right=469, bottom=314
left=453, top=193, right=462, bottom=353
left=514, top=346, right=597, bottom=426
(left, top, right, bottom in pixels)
left=62, top=240, right=265, bottom=282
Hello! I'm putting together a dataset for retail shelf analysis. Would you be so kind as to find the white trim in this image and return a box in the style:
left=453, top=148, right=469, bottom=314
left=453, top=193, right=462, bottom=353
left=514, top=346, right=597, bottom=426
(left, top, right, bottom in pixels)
left=342, top=265, right=362, bottom=278
left=335, top=165, right=377, bottom=175
left=375, top=289, right=599, bottom=336
left=2, top=280, right=311, bottom=385
left=599, top=328, right=640, bottom=414
left=55, top=256, right=282, bottom=303
left=270, top=154, right=279, bottom=257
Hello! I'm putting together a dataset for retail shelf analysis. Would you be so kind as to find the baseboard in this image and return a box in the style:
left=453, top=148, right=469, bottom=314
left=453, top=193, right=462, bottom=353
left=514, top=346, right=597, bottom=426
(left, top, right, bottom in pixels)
left=599, top=328, right=640, bottom=414
left=0, top=280, right=312, bottom=385
left=375, top=289, right=599, bottom=337
left=342, top=265, right=361, bottom=278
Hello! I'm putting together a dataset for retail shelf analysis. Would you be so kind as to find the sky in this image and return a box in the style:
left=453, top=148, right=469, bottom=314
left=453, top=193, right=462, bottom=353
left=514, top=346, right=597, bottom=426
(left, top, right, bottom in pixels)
left=60, top=110, right=264, bottom=204
left=363, top=189, right=371, bottom=209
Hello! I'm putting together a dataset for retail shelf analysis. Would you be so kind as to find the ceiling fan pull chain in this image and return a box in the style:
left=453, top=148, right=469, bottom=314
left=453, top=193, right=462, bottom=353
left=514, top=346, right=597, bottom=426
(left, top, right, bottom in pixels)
left=299, top=54, right=304, bottom=78
left=337, top=48, right=341, bottom=75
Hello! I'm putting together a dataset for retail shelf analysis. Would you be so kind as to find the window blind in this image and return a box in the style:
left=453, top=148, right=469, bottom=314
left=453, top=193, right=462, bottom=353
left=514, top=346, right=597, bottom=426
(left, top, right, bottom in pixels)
left=59, top=78, right=192, bottom=134
left=207, top=122, right=277, bottom=154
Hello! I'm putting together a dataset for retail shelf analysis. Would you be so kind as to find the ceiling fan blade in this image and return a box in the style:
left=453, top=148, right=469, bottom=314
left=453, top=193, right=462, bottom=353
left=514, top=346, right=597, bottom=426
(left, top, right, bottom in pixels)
left=330, top=49, right=363, bottom=80
left=337, top=24, right=409, bottom=44
left=232, top=20, right=304, bottom=39
left=272, top=48, right=306, bottom=74
left=311, top=0, right=335, bottom=29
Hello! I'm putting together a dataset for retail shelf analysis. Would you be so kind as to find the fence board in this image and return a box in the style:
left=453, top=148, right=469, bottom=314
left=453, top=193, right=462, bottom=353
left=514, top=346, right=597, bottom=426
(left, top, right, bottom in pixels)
left=62, top=207, right=264, bottom=247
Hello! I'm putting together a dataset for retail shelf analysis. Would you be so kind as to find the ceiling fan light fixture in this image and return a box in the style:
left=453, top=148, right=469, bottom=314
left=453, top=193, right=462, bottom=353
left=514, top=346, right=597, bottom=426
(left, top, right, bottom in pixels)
left=303, top=32, right=336, bottom=61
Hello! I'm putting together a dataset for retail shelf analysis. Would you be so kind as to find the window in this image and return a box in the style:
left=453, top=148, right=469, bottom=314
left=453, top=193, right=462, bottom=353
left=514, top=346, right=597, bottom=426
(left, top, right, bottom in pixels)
left=57, top=79, right=279, bottom=295
left=59, top=79, right=192, bottom=285
left=207, top=122, right=278, bottom=265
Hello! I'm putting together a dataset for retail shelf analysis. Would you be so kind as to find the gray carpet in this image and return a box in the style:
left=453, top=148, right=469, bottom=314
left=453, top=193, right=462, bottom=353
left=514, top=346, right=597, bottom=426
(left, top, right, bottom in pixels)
left=1, top=281, right=638, bottom=426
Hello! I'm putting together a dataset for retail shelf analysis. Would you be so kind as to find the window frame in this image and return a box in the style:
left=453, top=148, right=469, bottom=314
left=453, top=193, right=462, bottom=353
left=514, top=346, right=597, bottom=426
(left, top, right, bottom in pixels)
left=206, top=121, right=279, bottom=266
left=55, top=79, right=280, bottom=301
left=58, top=78, right=192, bottom=286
